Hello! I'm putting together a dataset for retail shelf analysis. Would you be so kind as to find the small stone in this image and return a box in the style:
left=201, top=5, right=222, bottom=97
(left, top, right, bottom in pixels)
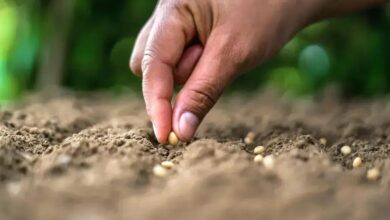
left=153, top=165, right=168, bottom=177
left=263, top=155, right=275, bottom=170
left=366, top=168, right=381, bottom=181
left=340, top=145, right=352, bottom=156
left=168, top=132, right=179, bottom=146
left=161, top=161, right=175, bottom=169
left=253, top=155, right=264, bottom=163
left=319, top=138, right=327, bottom=145
left=352, top=157, right=362, bottom=168
left=253, top=146, right=266, bottom=155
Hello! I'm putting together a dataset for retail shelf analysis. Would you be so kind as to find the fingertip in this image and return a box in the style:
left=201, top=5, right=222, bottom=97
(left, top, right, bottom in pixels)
left=150, top=100, right=173, bottom=144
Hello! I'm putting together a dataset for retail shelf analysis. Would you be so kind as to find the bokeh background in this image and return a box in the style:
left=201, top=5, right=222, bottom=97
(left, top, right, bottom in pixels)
left=1, top=0, right=389, bottom=102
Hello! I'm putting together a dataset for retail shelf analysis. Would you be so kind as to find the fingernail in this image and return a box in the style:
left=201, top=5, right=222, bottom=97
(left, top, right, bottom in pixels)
left=152, top=122, right=160, bottom=141
left=179, top=112, right=199, bottom=141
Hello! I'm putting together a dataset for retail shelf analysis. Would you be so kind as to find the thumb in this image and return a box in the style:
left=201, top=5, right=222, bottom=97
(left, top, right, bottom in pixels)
left=173, top=33, right=243, bottom=141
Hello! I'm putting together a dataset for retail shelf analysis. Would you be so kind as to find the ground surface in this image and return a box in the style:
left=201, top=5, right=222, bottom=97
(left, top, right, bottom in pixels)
left=0, top=91, right=390, bottom=220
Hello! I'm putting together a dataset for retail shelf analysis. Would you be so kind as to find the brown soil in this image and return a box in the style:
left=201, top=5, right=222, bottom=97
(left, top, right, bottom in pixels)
left=0, top=91, right=390, bottom=220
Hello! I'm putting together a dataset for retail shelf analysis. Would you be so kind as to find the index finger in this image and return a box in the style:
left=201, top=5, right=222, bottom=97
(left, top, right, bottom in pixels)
left=142, top=3, right=195, bottom=143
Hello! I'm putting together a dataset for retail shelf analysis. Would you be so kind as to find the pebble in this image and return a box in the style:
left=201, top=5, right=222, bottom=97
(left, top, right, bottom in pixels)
left=161, top=161, right=175, bottom=169
left=340, top=145, right=352, bottom=155
left=352, top=157, right=362, bottom=168
left=366, top=168, right=381, bottom=181
left=253, top=155, right=264, bottom=163
left=153, top=165, right=168, bottom=177
left=253, top=146, right=266, bottom=154
left=168, top=132, right=179, bottom=146
left=263, top=155, right=275, bottom=170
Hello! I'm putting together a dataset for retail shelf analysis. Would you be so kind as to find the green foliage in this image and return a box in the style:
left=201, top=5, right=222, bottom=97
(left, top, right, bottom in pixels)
left=2, top=0, right=390, bottom=100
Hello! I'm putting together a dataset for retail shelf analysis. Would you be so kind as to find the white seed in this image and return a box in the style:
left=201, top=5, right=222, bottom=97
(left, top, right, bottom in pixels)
left=340, top=145, right=352, bottom=155
left=244, top=132, right=256, bottom=144
left=254, top=146, right=266, bottom=154
left=366, top=168, right=381, bottom=181
left=352, top=157, right=362, bottom=168
left=263, top=155, right=275, bottom=170
left=168, top=132, right=179, bottom=146
left=153, top=165, right=168, bottom=177
left=253, top=155, right=264, bottom=163
left=161, top=161, right=175, bottom=169
left=319, top=138, right=327, bottom=145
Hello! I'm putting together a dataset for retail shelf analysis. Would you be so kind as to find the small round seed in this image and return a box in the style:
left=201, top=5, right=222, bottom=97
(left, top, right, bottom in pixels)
left=161, top=161, right=175, bottom=169
left=340, top=145, right=352, bottom=156
left=263, top=155, right=275, bottom=170
left=253, top=155, right=264, bottom=163
left=168, top=132, right=179, bottom=146
left=352, top=157, right=362, bottom=168
left=153, top=165, right=168, bottom=177
left=254, top=146, right=266, bottom=155
left=319, top=138, right=327, bottom=145
left=244, top=132, right=256, bottom=144
left=366, top=168, right=381, bottom=181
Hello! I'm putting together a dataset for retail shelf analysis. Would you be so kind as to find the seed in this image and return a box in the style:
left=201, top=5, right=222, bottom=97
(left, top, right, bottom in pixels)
left=253, top=146, right=266, bottom=155
left=153, top=165, right=168, bottom=177
left=168, top=132, right=179, bottom=146
left=352, top=157, right=362, bottom=168
left=244, top=132, right=256, bottom=144
left=253, top=155, right=264, bottom=163
left=340, top=145, right=352, bottom=155
left=319, top=138, right=327, bottom=145
left=161, top=161, right=175, bottom=169
left=366, top=168, right=381, bottom=181
left=263, top=155, right=275, bottom=170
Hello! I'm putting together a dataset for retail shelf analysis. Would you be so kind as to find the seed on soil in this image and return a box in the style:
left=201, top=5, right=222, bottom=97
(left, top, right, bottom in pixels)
left=161, top=161, right=175, bottom=169
left=254, top=146, right=266, bottom=154
left=340, top=145, right=352, bottom=155
left=319, top=138, right=327, bottom=145
left=253, top=155, right=264, bottom=163
left=153, top=165, right=168, bottom=177
left=366, top=168, right=381, bottom=181
left=352, top=157, right=362, bottom=168
left=168, top=132, right=179, bottom=146
left=244, top=131, right=256, bottom=144
left=263, top=155, right=275, bottom=170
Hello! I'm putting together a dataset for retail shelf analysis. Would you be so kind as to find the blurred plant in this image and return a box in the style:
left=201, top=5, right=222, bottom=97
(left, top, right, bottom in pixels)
left=1, top=0, right=389, bottom=100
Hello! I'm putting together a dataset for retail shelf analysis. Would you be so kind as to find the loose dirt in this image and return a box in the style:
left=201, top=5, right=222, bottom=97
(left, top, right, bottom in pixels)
left=0, top=91, right=389, bottom=220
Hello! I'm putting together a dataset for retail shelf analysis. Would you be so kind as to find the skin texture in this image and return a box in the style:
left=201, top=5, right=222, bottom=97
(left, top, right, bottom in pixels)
left=130, top=0, right=388, bottom=143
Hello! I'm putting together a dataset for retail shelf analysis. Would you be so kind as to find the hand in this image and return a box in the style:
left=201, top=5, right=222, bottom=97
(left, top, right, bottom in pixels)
left=129, top=0, right=384, bottom=143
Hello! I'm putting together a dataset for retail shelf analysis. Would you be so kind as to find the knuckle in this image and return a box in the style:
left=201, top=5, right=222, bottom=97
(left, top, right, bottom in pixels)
left=185, top=81, right=220, bottom=117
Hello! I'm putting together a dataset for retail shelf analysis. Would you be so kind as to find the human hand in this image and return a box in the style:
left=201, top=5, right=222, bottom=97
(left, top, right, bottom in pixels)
left=129, top=0, right=381, bottom=143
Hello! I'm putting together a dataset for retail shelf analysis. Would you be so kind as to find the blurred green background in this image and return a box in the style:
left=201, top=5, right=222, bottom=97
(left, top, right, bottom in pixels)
left=0, top=0, right=389, bottom=102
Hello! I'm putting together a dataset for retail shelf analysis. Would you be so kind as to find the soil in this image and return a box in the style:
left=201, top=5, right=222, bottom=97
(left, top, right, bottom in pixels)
left=0, top=91, right=390, bottom=220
